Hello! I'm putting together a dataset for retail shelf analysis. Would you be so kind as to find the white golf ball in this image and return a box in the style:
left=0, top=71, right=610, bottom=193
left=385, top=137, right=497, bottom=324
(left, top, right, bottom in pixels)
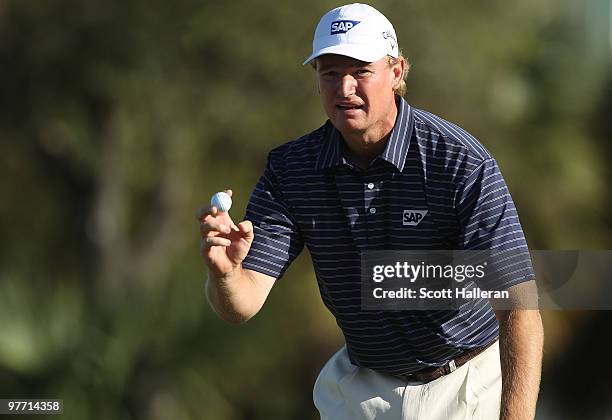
left=211, top=192, right=232, bottom=213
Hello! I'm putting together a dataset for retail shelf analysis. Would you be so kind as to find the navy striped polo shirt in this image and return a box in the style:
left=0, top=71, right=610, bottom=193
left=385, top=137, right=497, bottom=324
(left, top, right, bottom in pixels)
left=242, top=97, right=534, bottom=376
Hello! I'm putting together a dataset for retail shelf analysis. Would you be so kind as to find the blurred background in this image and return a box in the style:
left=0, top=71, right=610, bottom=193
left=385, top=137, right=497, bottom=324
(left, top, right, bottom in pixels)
left=1, top=0, right=611, bottom=418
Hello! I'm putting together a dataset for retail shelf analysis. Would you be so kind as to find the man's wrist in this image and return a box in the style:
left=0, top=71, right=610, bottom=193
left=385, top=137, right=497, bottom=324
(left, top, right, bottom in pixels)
left=208, top=264, right=241, bottom=283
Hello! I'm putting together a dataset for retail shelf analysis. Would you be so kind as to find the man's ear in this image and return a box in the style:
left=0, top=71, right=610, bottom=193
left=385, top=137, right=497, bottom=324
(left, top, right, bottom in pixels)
left=392, top=57, right=406, bottom=88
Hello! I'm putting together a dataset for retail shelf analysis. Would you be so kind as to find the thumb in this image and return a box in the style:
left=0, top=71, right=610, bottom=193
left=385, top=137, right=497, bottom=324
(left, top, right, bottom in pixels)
left=238, top=220, right=254, bottom=243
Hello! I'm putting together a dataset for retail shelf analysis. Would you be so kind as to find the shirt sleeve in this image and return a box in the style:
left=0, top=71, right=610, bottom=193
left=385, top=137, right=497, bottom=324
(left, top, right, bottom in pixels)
left=455, top=158, right=535, bottom=290
left=242, top=154, right=304, bottom=279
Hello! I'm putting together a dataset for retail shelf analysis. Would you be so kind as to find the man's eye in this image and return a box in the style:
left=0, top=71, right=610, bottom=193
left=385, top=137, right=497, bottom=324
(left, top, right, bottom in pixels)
left=356, top=70, right=372, bottom=77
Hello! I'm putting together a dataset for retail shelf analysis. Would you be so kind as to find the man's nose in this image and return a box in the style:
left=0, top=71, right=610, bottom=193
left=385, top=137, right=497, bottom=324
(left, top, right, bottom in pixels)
left=339, top=75, right=357, bottom=97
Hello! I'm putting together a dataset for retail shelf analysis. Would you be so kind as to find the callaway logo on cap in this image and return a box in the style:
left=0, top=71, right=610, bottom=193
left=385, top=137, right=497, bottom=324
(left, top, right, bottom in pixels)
left=303, top=3, right=399, bottom=65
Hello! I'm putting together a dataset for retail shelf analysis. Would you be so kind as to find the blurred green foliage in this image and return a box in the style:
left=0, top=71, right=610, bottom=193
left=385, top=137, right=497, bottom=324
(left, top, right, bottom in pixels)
left=0, top=0, right=611, bottom=419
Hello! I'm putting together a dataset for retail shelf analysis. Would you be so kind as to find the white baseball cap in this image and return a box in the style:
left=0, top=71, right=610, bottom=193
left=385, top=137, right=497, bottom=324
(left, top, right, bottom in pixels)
left=303, top=3, right=399, bottom=65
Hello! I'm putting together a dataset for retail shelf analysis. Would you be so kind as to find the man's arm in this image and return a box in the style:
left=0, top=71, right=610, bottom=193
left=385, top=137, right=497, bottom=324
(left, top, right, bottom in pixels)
left=494, top=281, right=544, bottom=420
left=198, top=189, right=277, bottom=324
left=206, top=267, right=275, bottom=324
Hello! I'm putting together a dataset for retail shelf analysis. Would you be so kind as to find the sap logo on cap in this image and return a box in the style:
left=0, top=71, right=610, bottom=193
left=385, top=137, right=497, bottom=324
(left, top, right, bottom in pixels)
left=330, top=20, right=360, bottom=35
left=403, top=210, right=428, bottom=226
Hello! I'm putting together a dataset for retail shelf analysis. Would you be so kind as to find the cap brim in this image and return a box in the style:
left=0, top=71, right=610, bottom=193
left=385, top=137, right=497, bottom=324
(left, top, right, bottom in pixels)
left=302, top=44, right=388, bottom=65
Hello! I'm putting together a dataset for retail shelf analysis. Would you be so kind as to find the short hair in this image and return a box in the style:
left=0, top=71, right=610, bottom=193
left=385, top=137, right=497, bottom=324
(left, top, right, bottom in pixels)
left=310, top=52, right=411, bottom=97
left=388, top=53, right=410, bottom=97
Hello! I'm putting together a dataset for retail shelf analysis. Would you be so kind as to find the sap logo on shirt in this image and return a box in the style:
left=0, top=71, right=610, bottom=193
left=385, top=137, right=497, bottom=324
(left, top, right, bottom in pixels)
left=330, top=20, right=360, bottom=35
left=403, top=210, right=428, bottom=226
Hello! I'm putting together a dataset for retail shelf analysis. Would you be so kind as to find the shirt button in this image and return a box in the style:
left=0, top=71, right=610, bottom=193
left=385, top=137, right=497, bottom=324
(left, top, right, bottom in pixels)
left=369, top=207, right=377, bottom=214
left=367, top=183, right=375, bottom=189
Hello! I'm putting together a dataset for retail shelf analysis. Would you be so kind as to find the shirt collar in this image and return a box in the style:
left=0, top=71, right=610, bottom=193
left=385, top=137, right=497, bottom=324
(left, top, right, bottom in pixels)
left=315, top=97, right=414, bottom=172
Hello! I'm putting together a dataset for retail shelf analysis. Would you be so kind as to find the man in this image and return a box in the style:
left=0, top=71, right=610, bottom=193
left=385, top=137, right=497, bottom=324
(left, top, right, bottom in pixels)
left=198, top=3, right=543, bottom=419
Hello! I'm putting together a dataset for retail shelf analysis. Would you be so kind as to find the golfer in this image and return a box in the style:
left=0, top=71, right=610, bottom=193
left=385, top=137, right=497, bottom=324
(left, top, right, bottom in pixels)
left=198, top=3, right=543, bottom=419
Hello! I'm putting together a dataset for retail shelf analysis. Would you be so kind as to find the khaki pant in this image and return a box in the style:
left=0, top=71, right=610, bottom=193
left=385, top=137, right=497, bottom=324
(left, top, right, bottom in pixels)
left=313, top=342, right=501, bottom=420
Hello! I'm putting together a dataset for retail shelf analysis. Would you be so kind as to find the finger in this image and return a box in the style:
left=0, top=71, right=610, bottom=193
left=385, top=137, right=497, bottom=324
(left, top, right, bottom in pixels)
left=224, top=189, right=233, bottom=197
left=200, top=221, right=231, bottom=237
left=202, top=236, right=232, bottom=249
left=196, top=205, right=218, bottom=221
left=219, top=209, right=238, bottom=231
left=238, top=220, right=254, bottom=242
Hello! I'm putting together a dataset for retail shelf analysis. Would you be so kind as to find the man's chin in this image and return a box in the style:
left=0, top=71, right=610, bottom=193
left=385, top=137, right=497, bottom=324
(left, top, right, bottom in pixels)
left=333, top=118, right=366, bottom=135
